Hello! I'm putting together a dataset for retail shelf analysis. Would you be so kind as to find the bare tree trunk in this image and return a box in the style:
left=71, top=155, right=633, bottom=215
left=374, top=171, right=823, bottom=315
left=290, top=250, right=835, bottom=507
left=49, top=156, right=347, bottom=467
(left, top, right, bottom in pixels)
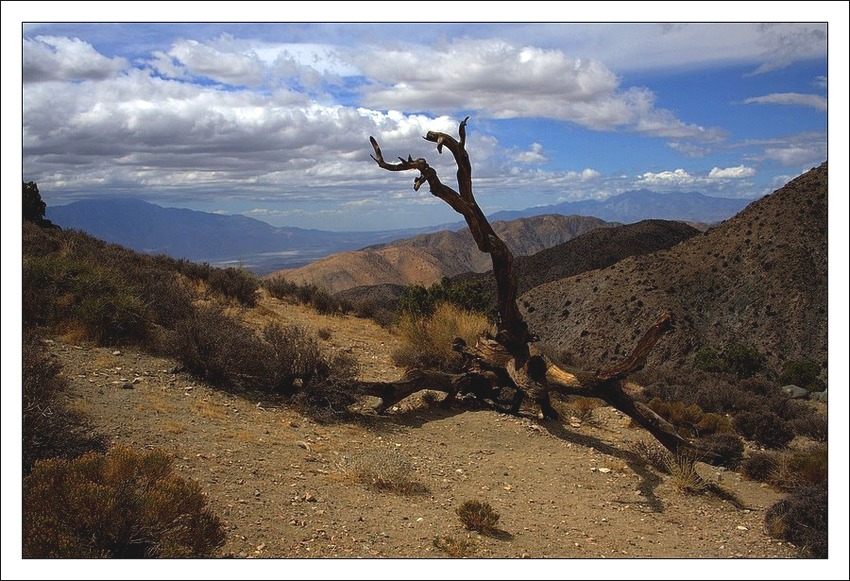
left=369, top=119, right=724, bottom=465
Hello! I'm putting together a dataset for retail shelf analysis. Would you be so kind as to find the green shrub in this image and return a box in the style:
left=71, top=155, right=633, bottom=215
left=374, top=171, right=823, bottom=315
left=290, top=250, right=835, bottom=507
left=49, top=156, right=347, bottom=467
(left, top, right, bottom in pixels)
left=23, top=446, right=225, bottom=557
left=398, top=277, right=495, bottom=319
left=764, top=483, right=827, bottom=558
left=733, top=411, right=794, bottom=449
left=779, top=359, right=826, bottom=393
left=392, top=303, right=492, bottom=373
left=23, top=332, right=106, bottom=473
left=694, top=343, right=765, bottom=378
left=456, top=500, right=500, bottom=533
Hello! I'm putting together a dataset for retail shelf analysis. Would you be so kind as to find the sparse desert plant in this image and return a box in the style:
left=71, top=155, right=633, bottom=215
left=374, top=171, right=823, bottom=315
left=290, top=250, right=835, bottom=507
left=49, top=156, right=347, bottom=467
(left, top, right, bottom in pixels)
left=23, top=446, right=225, bottom=558
left=23, top=332, right=106, bottom=473
left=456, top=500, right=500, bottom=533
left=773, top=445, right=828, bottom=491
left=695, top=433, right=744, bottom=469
left=789, top=413, right=828, bottom=442
left=694, top=343, right=765, bottom=379
left=317, top=327, right=333, bottom=340
left=206, top=266, right=259, bottom=306
left=433, top=535, right=477, bottom=557
left=764, top=482, right=827, bottom=558
left=733, top=410, right=794, bottom=449
left=664, top=455, right=708, bottom=495
left=568, top=396, right=605, bottom=423
left=262, top=274, right=300, bottom=300
left=339, top=448, right=426, bottom=495
left=741, top=452, right=780, bottom=483
left=630, top=439, right=672, bottom=474
left=392, top=302, right=493, bottom=373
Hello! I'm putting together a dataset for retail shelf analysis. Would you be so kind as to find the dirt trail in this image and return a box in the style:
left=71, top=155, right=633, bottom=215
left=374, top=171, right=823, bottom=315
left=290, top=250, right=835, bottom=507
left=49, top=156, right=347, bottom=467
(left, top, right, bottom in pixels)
left=50, top=300, right=800, bottom=559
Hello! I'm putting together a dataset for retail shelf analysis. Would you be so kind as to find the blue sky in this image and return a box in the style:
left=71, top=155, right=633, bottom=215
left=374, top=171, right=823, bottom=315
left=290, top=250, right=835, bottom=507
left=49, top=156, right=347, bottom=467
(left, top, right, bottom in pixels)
left=9, top=8, right=843, bottom=231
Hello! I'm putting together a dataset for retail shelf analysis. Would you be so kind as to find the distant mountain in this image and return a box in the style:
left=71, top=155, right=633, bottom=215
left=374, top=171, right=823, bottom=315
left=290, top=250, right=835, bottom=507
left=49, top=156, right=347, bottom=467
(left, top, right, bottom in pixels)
left=491, top=189, right=752, bottom=224
left=270, top=214, right=615, bottom=293
left=46, top=198, right=432, bottom=274
left=521, top=163, right=828, bottom=374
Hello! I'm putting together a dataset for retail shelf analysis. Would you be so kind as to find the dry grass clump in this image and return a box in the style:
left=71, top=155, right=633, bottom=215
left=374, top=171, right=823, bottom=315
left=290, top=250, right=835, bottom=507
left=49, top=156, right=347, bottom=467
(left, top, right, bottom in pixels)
left=433, top=534, right=477, bottom=557
left=664, top=455, right=708, bottom=495
left=392, top=302, right=493, bottom=372
left=567, top=396, right=605, bottom=423
left=629, top=439, right=673, bottom=474
left=456, top=500, right=501, bottom=534
left=338, top=448, right=427, bottom=495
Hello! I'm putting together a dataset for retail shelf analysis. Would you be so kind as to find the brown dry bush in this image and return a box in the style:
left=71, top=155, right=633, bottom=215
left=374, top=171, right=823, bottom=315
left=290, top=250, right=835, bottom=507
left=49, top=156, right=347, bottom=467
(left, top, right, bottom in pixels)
left=733, top=410, right=794, bottom=449
left=206, top=266, right=260, bottom=306
left=456, top=500, right=501, bottom=534
left=764, top=482, right=828, bottom=558
left=23, top=446, right=225, bottom=558
left=338, top=448, right=426, bottom=495
left=23, top=332, right=106, bottom=473
left=433, top=535, right=477, bottom=557
left=567, top=396, right=605, bottom=423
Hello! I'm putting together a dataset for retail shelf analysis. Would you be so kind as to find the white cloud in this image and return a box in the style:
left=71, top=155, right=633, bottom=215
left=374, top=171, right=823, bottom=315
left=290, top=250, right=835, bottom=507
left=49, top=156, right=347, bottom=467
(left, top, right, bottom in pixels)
left=155, top=38, right=265, bottom=86
left=636, top=169, right=696, bottom=187
left=745, top=93, right=827, bottom=112
left=355, top=39, right=724, bottom=142
left=513, top=143, right=548, bottom=164
left=708, top=165, right=756, bottom=179
left=763, top=145, right=826, bottom=167
left=24, top=36, right=128, bottom=83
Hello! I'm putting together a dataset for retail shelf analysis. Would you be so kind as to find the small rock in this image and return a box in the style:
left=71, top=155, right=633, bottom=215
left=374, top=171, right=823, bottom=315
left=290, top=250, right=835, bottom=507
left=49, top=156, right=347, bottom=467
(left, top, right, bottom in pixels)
left=297, top=441, right=312, bottom=451
left=112, top=350, right=122, bottom=356
left=121, top=382, right=134, bottom=389
left=736, top=526, right=748, bottom=531
left=132, top=377, right=142, bottom=384
left=416, top=517, right=424, bottom=522
left=597, top=468, right=612, bottom=474
left=304, top=492, right=317, bottom=502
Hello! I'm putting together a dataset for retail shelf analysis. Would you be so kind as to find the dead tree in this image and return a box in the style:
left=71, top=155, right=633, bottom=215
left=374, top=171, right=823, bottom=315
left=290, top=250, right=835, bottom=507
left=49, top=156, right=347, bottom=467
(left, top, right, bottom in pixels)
left=366, top=117, right=725, bottom=464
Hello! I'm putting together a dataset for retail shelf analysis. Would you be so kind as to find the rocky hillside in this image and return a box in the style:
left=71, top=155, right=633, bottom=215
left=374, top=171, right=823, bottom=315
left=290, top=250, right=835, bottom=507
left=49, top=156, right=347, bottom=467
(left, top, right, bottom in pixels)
left=521, top=163, right=828, bottom=375
left=456, top=220, right=700, bottom=297
left=271, top=215, right=613, bottom=293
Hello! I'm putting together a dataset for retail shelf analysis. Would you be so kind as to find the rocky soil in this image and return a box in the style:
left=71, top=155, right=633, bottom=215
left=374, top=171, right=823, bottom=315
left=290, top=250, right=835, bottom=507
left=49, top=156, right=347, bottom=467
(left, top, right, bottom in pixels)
left=45, top=301, right=804, bottom=561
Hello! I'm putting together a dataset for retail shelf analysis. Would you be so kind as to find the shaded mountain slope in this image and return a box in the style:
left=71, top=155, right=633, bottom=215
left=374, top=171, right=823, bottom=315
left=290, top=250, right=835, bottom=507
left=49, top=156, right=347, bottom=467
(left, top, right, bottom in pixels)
left=521, top=163, right=828, bottom=375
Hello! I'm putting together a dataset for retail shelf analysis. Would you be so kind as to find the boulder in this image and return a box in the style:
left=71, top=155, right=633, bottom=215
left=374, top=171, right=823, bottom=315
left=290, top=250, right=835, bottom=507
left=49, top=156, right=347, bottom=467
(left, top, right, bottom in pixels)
left=780, top=385, right=809, bottom=400
left=810, top=389, right=828, bottom=403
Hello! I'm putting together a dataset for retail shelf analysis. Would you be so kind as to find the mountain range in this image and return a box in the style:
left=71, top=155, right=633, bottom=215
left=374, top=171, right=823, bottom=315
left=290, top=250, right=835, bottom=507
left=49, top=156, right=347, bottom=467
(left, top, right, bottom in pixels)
left=45, top=199, right=433, bottom=274
left=490, top=189, right=751, bottom=224
left=45, top=188, right=750, bottom=276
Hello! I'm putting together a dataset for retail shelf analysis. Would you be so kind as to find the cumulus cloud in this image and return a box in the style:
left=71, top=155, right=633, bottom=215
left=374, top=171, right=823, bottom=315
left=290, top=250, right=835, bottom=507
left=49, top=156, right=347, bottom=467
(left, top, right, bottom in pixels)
left=513, top=143, right=548, bottom=164
left=708, top=165, right=756, bottom=179
left=24, top=36, right=128, bottom=83
left=152, top=38, right=265, bottom=86
left=636, top=169, right=696, bottom=187
left=744, top=93, right=827, bottom=112
left=355, top=39, right=724, bottom=142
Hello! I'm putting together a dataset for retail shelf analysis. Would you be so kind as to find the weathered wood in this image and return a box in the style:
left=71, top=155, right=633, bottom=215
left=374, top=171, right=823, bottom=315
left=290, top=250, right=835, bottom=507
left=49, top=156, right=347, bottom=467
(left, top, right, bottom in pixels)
left=368, top=119, right=726, bottom=466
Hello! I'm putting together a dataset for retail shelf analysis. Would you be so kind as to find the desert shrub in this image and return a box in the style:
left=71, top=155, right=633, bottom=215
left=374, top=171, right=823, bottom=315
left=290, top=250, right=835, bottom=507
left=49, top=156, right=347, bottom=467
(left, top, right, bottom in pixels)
left=694, top=343, right=765, bottom=378
left=630, top=440, right=672, bottom=474
left=392, top=302, right=492, bottom=373
left=733, top=411, right=794, bottom=449
left=317, top=327, right=333, bottom=340
left=773, top=445, right=828, bottom=491
left=262, top=274, right=300, bottom=299
left=339, top=448, right=426, bottom=495
left=664, top=455, right=708, bottom=495
left=647, top=397, right=731, bottom=438
left=779, top=359, right=826, bottom=393
left=398, top=277, right=495, bottom=319
left=741, top=452, right=780, bottom=483
left=167, top=305, right=264, bottom=389
left=23, top=254, right=152, bottom=345
left=764, top=482, right=828, bottom=558
left=568, top=396, right=605, bottom=422
left=206, top=267, right=259, bottom=306
left=23, top=446, right=225, bottom=558
left=695, top=433, right=743, bottom=469
left=456, top=500, right=500, bottom=533
left=23, top=332, right=106, bottom=473
left=789, top=413, right=828, bottom=442
left=433, top=535, right=477, bottom=557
